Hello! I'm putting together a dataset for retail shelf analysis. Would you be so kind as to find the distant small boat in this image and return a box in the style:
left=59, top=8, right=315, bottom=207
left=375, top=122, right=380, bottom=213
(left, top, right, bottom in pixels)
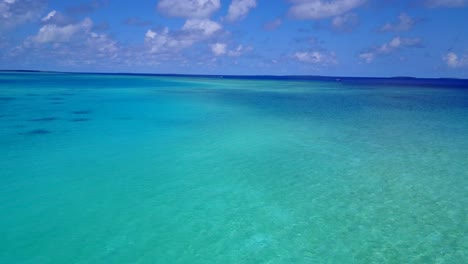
left=336, top=78, right=341, bottom=82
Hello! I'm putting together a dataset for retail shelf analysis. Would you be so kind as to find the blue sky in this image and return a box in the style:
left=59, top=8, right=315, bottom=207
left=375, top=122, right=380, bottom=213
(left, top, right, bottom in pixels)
left=1, top=0, right=467, bottom=77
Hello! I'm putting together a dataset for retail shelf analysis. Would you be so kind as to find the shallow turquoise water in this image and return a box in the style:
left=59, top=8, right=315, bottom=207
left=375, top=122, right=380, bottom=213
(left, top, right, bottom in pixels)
left=1, top=72, right=467, bottom=263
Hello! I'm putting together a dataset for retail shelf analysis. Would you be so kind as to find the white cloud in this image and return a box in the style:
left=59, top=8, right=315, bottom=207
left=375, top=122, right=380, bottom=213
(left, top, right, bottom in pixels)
left=443, top=52, right=467, bottom=68
left=145, top=28, right=191, bottom=53
left=39, top=10, right=71, bottom=26
left=210, top=43, right=251, bottom=57
left=211, top=43, right=227, bottom=55
left=378, top=37, right=422, bottom=53
left=33, top=18, right=93, bottom=43
left=288, top=0, right=366, bottom=19
left=155, top=0, right=223, bottom=57
left=359, top=36, right=423, bottom=63
left=145, top=29, right=157, bottom=39
left=425, top=0, right=467, bottom=7
left=16, top=17, right=120, bottom=66
left=227, top=45, right=251, bottom=57
left=331, top=13, right=358, bottom=32
left=0, top=0, right=46, bottom=30
left=41, top=10, right=56, bottom=22
left=182, top=19, right=222, bottom=36
left=378, top=13, right=416, bottom=32
left=88, top=32, right=118, bottom=57
left=145, top=19, right=222, bottom=54
left=225, top=0, right=257, bottom=22
left=294, top=51, right=337, bottom=64
left=359, top=52, right=374, bottom=63
left=157, top=0, right=221, bottom=19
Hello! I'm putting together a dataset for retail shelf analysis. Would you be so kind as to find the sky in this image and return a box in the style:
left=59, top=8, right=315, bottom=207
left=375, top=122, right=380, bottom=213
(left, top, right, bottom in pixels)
left=0, top=0, right=467, bottom=78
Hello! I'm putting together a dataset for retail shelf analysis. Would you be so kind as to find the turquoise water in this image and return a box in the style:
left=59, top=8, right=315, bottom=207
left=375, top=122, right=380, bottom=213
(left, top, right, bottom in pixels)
left=1, top=72, right=467, bottom=263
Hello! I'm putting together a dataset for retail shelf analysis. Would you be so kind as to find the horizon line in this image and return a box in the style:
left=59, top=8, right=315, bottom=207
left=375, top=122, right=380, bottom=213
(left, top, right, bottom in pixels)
left=1, top=69, right=467, bottom=81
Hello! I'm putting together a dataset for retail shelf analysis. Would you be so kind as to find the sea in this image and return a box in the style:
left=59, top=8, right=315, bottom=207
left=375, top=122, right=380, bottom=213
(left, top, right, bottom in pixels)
left=1, top=71, right=467, bottom=263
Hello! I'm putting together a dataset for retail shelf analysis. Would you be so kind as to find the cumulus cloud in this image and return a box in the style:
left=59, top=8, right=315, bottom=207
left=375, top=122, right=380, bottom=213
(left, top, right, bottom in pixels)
left=157, top=0, right=221, bottom=19
left=0, top=0, right=46, bottom=30
left=41, top=10, right=56, bottom=22
left=151, top=1, right=223, bottom=54
left=331, top=13, right=358, bottom=32
left=378, top=37, right=422, bottom=53
left=443, top=52, right=467, bottom=68
left=225, top=0, right=257, bottom=22
left=182, top=19, right=222, bottom=36
left=40, top=10, right=74, bottom=26
left=210, top=42, right=251, bottom=57
left=227, top=45, right=251, bottom=56
left=145, top=19, right=222, bottom=54
left=378, top=13, right=416, bottom=32
left=87, top=32, right=118, bottom=57
left=288, top=0, right=366, bottom=19
left=294, top=51, right=337, bottom=64
left=211, top=43, right=227, bottom=55
left=359, top=52, right=375, bottom=63
left=145, top=28, right=193, bottom=53
left=359, top=36, right=423, bottom=63
left=33, top=18, right=93, bottom=43
left=15, top=16, right=119, bottom=67
left=424, top=0, right=467, bottom=7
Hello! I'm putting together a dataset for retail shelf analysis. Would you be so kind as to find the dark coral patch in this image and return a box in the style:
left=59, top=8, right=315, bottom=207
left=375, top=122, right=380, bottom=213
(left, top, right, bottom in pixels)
left=0, top=97, right=16, bottom=102
left=20, top=129, right=53, bottom=135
